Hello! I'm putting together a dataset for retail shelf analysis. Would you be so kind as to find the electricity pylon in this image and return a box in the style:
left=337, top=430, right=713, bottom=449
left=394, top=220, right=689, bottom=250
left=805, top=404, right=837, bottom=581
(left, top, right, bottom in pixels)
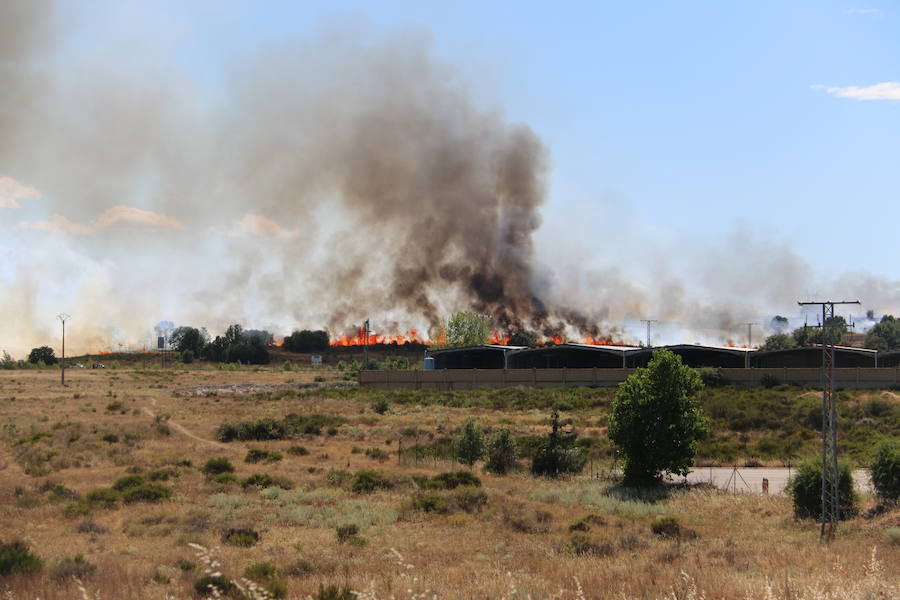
left=797, top=300, right=859, bottom=541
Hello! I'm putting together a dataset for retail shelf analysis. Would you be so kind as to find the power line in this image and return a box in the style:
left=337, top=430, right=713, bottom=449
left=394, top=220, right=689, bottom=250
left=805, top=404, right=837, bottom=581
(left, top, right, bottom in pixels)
left=797, top=299, right=860, bottom=541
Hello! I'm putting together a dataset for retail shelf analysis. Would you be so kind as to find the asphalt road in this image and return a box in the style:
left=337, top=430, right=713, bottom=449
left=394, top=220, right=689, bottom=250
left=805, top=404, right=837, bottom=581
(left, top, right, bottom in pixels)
left=680, top=467, right=872, bottom=495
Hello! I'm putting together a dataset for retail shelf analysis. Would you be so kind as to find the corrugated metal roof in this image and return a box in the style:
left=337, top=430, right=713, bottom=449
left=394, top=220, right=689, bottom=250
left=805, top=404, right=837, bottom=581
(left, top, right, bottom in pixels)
left=428, top=344, right=526, bottom=355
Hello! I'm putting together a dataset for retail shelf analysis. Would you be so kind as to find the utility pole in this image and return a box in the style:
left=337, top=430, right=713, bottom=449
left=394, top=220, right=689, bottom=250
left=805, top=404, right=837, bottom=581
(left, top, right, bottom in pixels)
left=744, top=323, right=756, bottom=368
left=797, top=299, right=860, bottom=541
left=640, top=319, right=658, bottom=347
left=57, top=313, right=70, bottom=386
left=363, top=319, right=370, bottom=370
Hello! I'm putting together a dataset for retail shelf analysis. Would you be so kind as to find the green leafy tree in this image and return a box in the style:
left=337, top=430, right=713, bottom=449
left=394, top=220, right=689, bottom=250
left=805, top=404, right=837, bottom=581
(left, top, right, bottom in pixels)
left=170, top=327, right=207, bottom=354
left=1, top=351, right=17, bottom=369
left=224, top=324, right=244, bottom=346
left=27, top=346, right=57, bottom=366
left=485, top=428, right=518, bottom=475
left=283, top=329, right=330, bottom=352
left=760, top=333, right=796, bottom=351
left=771, top=315, right=790, bottom=331
left=454, top=420, right=485, bottom=467
left=865, top=315, right=900, bottom=352
left=508, top=330, right=538, bottom=347
left=445, top=311, right=491, bottom=348
left=530, top=411, right=586, bottom=477
left=608, top=349, right=709, bottom=486
left=870, top=438, right=900, bottom=503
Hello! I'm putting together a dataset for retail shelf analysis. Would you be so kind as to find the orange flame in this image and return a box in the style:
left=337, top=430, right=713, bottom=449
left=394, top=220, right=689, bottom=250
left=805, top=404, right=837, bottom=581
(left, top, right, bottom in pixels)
left=489, top=330, right=511, bottom=345
left=330, top=327, right=424, bottom=347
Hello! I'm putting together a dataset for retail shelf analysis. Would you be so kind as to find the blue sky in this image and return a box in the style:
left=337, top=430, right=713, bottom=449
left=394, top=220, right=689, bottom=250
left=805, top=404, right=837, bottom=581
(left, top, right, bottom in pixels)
left=64, top=0, right=897, bottom=273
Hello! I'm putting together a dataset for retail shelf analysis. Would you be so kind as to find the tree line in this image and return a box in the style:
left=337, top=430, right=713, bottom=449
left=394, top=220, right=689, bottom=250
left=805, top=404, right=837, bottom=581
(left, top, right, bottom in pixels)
left=760, top=313, right=900, bottom=352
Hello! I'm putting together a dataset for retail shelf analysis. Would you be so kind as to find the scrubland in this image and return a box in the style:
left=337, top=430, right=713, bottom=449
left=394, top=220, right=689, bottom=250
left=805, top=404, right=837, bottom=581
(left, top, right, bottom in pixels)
left=0, top=366, right=897, bottom=599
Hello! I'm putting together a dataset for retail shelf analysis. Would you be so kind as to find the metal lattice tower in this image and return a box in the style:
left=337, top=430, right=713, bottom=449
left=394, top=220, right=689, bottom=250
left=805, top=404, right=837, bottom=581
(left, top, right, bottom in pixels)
left=797, top=300, right=859, bottom=541
left=640, top=319, right=658, bottom=347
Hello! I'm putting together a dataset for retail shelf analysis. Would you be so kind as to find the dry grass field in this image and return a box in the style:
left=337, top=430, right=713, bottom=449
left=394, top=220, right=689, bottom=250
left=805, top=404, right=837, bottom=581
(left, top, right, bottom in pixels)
left=0, top=367, right=897, bottom=599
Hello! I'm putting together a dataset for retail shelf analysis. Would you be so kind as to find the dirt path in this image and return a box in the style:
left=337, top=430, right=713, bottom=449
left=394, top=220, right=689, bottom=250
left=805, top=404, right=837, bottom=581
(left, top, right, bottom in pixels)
left=141, top=397, right=231, bottom=450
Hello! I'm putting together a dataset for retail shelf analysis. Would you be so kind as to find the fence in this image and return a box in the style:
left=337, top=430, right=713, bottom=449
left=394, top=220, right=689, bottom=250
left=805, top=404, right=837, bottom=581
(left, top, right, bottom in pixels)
left=359, top=367, right=900, bottom=390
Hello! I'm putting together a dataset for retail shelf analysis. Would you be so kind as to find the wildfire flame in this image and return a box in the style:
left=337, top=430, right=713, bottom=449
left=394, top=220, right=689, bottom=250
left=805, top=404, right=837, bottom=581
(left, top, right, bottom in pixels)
left=330, top=327, right=423, bottom=347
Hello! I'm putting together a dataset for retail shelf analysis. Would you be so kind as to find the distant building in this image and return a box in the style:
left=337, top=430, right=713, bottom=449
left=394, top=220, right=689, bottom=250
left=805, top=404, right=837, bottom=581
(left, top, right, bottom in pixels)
left=752, top=346, right=877, bottom=368
left=428, top=345, right=525, bottom=369
left=506, top=344, right=639, bottom=369
left=629, top=344, right=751, bottom=369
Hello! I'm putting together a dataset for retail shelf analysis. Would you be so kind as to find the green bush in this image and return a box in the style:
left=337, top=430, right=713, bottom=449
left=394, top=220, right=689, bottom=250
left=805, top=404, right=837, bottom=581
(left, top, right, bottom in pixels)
left=85, top=488, right=120, bottom=509
left=0, top=540, right=43, bottom=576
left=106, top=401, right=124, bottom=412
left=50, top=554, right=96, bottom=581
left=244, top=562, right=287, bottom=599
left=222, top=527, right=259, bottom=547
left=411, top=492, right=449, bottom=513
left=421, top=471, right=481, bottom=490
left=871, top=438, right=900, bottom=502
left=454, top=421, right=485, bottom=467
left=121, top=484, right=172, bottom=504
left=485, top=428, right=518, bottom=475
left=351, top=470, right=393, bottom=494
left=449, top=488, right=488, bottom=513
left=101, top=433, right=119, bottom=444
left=211, top=473, right=237, bottom=485
left=364, top=447, right=389, bottom=462
left=787, top=457, right=857, bottom=520
left=287, top=445, right=309, bottom=456
left=242, top=473, right=293, bottom=490
left=318, top=584, right=354, bottom=600
left=568, top=533, right=615, bottom=556
left=112, top=475, right=145, bottom=491
left=371, top=398, right=389, bottom=415
left=245, top=448, right=283, bottom=464
left=531, top=411, right=586, bottom=478
left=181, top=350, right=195, bottom=364
left=200, top=457, right=235, bottom=477
left=335, top=524, right=360, bottom=543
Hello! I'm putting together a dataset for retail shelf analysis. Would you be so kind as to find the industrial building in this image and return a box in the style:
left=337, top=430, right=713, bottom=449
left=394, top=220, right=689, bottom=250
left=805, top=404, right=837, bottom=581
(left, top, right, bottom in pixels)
left=628, top=344, right=751, bottom=368
left=506, top=344, right=639, bottom=369
left=877, top=350, right=900, bottom=368
left=427, top=344, right=525, bottom=369
left=751, top=346, right=877, bottom=368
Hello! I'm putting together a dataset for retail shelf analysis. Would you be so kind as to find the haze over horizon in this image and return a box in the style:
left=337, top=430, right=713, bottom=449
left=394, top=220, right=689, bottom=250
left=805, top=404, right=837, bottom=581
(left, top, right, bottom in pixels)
left=1, top=1, right=898, bottom=356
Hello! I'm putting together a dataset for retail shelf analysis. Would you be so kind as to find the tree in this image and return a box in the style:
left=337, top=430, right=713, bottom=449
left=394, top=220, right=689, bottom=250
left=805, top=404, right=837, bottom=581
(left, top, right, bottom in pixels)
left=27, top=346, right=57, bottom=366
left=771, top=315, right=790, bottom=331
left=225, top=343, right=269, bottom=365
left=170, top=327, right=206, bottom=354
left=445, top=311, right=491, bottom=348
left=865, top=315, right=900, bottom=352
left=608, top=349, right=709, bottom=486
left=242, top=329, right=274, bottom=346
left=283, top=330, right=329, bottom=353
left=508, top=330, right=537, bottom=347
left=760, top=333, right=796, bottom=351
left=485, top=428, right=518, bottom=475
left=224, top=324, right=244, bottom=346
left=454, top=420, right=485, bottom=467
left=530, top=411, right=586, bottom=477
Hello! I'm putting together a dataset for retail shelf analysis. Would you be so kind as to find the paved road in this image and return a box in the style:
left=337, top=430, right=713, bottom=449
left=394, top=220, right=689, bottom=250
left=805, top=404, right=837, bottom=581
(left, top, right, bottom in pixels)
left=680, top=467, right=872, bottom=495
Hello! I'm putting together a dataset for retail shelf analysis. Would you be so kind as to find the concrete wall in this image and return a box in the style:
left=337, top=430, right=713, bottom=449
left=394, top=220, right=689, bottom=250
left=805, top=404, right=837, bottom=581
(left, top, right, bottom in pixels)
left=359, top=367, right=900, bottom=390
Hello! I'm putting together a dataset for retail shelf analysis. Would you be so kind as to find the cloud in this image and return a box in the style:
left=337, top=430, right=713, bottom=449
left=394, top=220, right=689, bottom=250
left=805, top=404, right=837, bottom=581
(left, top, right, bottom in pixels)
left=15, top=205, right=183, bottom=235
left=812, top=81, right=900, bottom=100
left=17, top=213, right=93, bottom=235
left=229, top=213, right=295, bottom=239
left=0, top=176, right=40, bottom=208
left=92, top=205, right=184, bottom=230
left=844, top=8, right=885, bottom=17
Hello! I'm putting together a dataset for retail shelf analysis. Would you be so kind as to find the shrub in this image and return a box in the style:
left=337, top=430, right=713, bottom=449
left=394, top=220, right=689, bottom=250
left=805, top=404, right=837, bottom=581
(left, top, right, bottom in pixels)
left=27, top=346, right=57, bottom=366
left=318, top=584, right=354, bottom=600
left=287, top=445, right=309, bottom=456
left=531, top=411, right=586, bottom=477
left=351, top=470, right=393, bottom=494
left=608, top=349, right=708, bottom=485
left=568, top=533, right=616, bottom=556
left=85, top=488, right=120, bottom=509
left=411, top=492, right=449, bottom=513
left=74, top=520, right=109, bottom=535
left=449, top=488, right=488, bottom=513
left=50, top=554, right=96, bottom=581
left=885, top=527, right=900, bottom=547
left=181, top=349, right=195, bottom=364
left=759, top=374, right=780, bottom=388
left=696, top=367, right=726, bottom=388
left=371, top=398, right=389, bottom=415
left=335, top=524, right=360, bottom=543
left=200, top=457, right=235, bottom=477
left=244, top=562, right=287, bottom=599
left=242, top=473, right=293, bottom=490
left=870, top=438, right=900, bottom=503
left=787, top=457, right=857, bottom=520
left=101, top=433, right=119, bottom=444
left=245, top=448, right=283, bottom=464
left=194, top=574, right=236, bottom=597
left=0, top=540, right=43, bottom=576
left=569, top=514, right=606, bottom=532
left=651, top=516, right=681, bottom=538
left=222, top=527, right=260, bottom=547
left=211, top=472, right=237, bottom=485
left=454, top=420, right=485, bottom=467
left=112, top=475, right=145, bottom=492
left=364, top=447, right=389, bottom=462
left=282, top=360, right=293, bottom=372
left=147, top=468, right=178, bottom=482
left=106, top=401, right=124, bottom=412
left=485, top=428, right=518, bottom=475
left=121, top=484, right=172, bottom=504
left=422, top=471, right=481, bottom=490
